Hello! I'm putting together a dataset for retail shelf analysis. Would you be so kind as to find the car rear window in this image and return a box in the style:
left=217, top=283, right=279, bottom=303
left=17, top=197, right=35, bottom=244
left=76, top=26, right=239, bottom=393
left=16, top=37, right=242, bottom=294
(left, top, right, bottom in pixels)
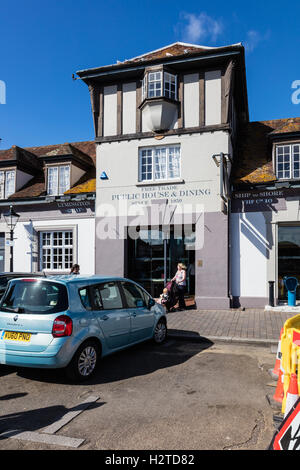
left=0, top=279, right=68, bottom=314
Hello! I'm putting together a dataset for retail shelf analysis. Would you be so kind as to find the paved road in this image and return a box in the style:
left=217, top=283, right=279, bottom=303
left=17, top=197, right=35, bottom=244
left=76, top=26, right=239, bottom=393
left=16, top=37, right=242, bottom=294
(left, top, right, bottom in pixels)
left=0, top=338, right=278, bottom=451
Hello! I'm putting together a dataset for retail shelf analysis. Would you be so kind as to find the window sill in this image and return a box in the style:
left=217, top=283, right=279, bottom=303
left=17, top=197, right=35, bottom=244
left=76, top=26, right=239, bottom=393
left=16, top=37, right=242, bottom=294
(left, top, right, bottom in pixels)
left=136, top=179, right=185, bottom=187
left=139, top=96, right=179, bottom=110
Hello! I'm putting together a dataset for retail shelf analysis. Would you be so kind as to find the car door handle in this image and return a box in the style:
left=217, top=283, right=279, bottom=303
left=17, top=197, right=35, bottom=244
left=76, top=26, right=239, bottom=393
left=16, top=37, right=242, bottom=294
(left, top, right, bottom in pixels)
left=101, top=315, right=109, bottom=321
left=131, top=312, right=137, bottom=317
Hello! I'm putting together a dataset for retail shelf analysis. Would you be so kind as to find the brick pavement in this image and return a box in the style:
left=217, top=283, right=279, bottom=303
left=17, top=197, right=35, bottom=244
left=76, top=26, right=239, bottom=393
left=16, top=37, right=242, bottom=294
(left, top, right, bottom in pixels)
left=166, top=308, right=296, bottom=345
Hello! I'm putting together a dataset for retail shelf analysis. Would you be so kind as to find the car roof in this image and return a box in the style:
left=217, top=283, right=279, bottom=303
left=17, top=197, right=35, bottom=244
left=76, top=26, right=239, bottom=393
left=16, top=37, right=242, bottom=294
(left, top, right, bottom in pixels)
left=0, top=272, right=44, bottom=277
left=16, top=275, right=131, bottom=285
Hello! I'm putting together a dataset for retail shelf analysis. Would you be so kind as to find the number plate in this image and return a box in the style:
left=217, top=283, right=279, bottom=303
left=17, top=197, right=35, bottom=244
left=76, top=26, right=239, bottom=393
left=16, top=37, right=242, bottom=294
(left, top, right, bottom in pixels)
left=2, top=331, right=31, bottom=342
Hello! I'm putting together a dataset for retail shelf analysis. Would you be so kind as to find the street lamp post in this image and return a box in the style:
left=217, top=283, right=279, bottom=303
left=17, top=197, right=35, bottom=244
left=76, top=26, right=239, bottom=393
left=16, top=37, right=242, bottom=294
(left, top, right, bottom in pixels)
left=3, top=205, right=20, bottom=272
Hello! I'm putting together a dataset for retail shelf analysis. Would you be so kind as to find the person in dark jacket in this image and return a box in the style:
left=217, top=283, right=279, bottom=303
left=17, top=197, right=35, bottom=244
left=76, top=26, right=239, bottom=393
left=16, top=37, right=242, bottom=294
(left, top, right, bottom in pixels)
left=70, top=264, right=80, bottom=274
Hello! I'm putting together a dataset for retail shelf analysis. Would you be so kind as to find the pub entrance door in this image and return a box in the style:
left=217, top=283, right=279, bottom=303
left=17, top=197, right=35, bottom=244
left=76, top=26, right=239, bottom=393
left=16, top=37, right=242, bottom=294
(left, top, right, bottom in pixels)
left=127, top=225, right=195, bottom=298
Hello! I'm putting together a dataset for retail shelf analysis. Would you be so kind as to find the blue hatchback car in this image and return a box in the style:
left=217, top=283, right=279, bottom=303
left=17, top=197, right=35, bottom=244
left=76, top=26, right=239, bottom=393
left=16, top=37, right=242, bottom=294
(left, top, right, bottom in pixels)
left=0, top=276, right=167, bottom=381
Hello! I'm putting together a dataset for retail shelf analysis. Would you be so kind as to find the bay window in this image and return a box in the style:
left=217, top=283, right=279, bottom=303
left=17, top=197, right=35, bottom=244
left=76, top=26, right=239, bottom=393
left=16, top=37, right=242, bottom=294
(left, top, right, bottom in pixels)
left=142, top=70, right=177, bottom=101
left=139, top=145, right=181, bottom=182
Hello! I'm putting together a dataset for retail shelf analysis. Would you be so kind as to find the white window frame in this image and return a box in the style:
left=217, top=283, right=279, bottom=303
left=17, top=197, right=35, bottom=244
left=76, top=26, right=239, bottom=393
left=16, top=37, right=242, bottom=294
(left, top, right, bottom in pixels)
left=276, top=143, right=300, bottom=180
left=47, top=165, right=70, bottom=196
left=39, top=230, right=74, bottom=272
left=139, top=145, right=181, bottom=183
left=164, top=72, right=177, bottom=100
left=147, top=71, right=162, bottom=98
left=142, top=71, right=177, bottom=101
left=0, top=169, right=16, bottom=199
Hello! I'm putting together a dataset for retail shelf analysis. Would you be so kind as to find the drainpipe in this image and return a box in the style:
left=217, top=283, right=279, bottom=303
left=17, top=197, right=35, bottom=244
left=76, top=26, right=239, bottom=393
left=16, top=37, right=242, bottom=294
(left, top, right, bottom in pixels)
left=220, top=152, right=224, bottom=204
left=268, top=281, right=275, bottom=307
left=164, top=238, right=168, bottom=286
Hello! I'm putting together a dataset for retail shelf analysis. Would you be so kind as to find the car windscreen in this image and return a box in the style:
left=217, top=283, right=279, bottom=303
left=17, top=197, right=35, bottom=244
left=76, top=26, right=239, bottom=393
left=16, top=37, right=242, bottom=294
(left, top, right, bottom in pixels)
left=0, top=279, right=69, bottom=314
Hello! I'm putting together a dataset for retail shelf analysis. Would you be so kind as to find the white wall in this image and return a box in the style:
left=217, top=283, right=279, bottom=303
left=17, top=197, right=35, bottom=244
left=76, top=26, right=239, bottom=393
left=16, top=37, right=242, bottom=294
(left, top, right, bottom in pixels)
left=12, top=218, right=95, bottom=275
left=96, top=131, right=229, bottom=214
left=183, top=73, right=199, bottom=128
left=16, top=170, right=34, bottom=192
left=103, top=85, right=118, bottom=136
left=205, top=70, right=221, bottom=126
left=231, top=212, right=268, bottom=299
left=100, top=69, right=223, bottom=136
left=13, top=222, right=32, bottom=272
left=122, top=82, right=136, bottom=134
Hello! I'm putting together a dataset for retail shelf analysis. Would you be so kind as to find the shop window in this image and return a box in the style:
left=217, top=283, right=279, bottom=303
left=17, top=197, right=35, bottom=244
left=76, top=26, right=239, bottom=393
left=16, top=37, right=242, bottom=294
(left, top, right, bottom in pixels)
left=276, top=144, right=300, bottom=180
left=278, top=225, right=300, bottom=301
left=139, top=145, right=181, bottom=182
left=127, top=225, right=195, bottom=298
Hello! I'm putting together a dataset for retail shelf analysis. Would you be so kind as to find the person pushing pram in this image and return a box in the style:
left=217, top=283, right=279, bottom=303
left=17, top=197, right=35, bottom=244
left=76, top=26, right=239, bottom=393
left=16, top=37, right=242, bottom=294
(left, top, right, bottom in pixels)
left=159, top=263, right=187, bottom=312
left=159, top=280, right=179, bottom=312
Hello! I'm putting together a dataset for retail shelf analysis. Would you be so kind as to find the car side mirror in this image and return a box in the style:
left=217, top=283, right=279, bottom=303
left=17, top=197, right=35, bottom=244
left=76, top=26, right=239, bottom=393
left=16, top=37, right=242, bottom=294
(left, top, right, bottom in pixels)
left=148, top=298, right=155, bottom=309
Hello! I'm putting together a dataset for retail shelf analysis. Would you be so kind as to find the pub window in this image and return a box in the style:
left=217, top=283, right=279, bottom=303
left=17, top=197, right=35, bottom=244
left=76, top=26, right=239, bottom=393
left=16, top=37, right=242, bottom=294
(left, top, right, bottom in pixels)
left=276, top=144, right=300, bottom=180
left=139, top=145, right=181, bottom=182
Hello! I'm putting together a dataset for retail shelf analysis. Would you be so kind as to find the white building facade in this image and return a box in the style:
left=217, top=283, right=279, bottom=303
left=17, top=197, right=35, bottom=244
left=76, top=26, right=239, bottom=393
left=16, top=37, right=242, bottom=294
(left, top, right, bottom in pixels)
left=231, top=118, right=300, bottom=307
left=77, top=42, right=249, bottom=307
left=0, top=142, right=96, bottom=275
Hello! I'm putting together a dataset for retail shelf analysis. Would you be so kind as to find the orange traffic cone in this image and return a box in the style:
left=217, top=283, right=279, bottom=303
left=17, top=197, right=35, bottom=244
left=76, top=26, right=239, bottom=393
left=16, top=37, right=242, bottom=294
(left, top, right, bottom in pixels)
left=271, top=328, right=283, bottom=378
left=273, top=368, right=284, bottom=403
left=284, top=373, right=299, bottom=418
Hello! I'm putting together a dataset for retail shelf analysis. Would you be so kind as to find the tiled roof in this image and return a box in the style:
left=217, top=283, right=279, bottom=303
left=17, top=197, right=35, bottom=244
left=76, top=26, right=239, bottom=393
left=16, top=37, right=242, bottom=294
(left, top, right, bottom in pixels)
left=232, top=117, right=300, bottom=185
left=269, top=118, right=300, bottom=135
left=0, top=140, right=96, bottom=199
left=0, top=145, right=42, bottom=172
left=65, top=178, right=96, bottom=194
left=125, top=42, right=217, bottom=63
left=76, top=42, right=243, bottom=78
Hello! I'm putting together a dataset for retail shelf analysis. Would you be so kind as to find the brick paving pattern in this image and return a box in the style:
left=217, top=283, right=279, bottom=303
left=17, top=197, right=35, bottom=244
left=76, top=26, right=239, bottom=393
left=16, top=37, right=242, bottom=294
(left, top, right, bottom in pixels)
left=167, top=308, right=297, bottom=345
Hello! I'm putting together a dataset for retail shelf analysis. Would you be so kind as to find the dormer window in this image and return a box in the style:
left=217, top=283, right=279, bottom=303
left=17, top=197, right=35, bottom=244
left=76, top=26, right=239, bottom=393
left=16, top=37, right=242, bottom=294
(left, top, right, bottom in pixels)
left=276, top=143, right=300, bottom=180
left=142, top=69, right=177, bottom=101
left=0, top=170, right=16, bottom=199
left=47, top=165, right=70, bottom=195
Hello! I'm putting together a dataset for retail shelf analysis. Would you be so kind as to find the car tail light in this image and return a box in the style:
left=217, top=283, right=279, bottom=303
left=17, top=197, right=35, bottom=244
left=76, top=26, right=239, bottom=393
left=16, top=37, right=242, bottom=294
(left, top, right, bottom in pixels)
left=52, top=315, right=73, bottom=337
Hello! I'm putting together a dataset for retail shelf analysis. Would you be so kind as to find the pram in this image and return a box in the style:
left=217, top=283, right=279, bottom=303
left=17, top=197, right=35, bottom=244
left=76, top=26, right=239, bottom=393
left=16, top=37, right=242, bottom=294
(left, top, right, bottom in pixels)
left=163, top=280, right=179, bottom=312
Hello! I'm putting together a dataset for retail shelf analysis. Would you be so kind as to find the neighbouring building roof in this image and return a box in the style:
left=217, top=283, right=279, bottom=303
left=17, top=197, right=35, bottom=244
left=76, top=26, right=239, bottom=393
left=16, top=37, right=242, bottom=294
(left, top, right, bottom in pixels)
left=0, top=140, right=96, bottom=199
left=232, top=117, right=300, bottom=186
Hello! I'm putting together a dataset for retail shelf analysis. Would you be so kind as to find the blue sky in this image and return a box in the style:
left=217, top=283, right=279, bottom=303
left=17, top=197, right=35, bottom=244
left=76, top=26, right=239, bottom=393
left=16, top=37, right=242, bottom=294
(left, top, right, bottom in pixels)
left=0, top=0, right=299, bottom=149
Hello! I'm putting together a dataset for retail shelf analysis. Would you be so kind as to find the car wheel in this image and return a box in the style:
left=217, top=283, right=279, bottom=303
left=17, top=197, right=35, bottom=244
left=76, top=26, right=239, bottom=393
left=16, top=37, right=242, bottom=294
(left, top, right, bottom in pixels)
left=153, top=319, right=167, bottom=344
left=66, top=340, right=100, bottom=382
